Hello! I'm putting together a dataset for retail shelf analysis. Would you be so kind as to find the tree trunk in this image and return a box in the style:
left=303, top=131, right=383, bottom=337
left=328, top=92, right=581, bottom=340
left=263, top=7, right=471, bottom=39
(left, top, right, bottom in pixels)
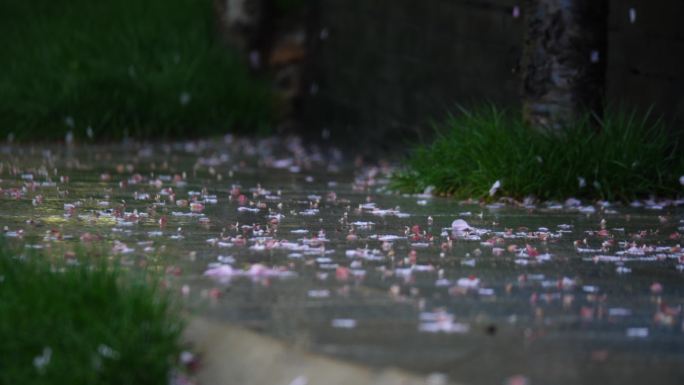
left=521, top=0, right=607, bottom=132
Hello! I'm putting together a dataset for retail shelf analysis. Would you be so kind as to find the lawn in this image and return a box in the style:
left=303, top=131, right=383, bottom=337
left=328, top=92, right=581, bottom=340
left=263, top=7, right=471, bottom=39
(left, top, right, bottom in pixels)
left=0, top=0, right=274, bottom=141
left=391, top=106, right=684, bottom=202
left=0, top=242, right=183, bottom=385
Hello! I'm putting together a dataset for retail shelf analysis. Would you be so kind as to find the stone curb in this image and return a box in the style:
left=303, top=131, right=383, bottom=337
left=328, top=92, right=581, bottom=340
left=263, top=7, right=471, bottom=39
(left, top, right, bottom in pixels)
left=184, top=316, right=461, bottom=385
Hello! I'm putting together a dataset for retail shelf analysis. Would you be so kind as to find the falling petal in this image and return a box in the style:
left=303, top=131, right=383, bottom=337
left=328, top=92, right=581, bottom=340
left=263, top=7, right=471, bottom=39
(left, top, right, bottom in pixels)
left=489, top=180, right=501, bottom=197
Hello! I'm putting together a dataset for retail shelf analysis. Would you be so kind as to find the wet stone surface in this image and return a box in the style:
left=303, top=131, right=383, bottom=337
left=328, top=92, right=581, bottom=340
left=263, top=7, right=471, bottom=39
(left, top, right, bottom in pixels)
left=1, top=137, right=684, bottom=385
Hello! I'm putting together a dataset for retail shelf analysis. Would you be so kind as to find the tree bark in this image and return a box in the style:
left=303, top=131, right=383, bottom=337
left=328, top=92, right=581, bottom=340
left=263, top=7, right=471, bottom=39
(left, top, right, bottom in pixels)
left=214, top=0, right=309, bottom=130
left=521, top=0, right=607, bottom=132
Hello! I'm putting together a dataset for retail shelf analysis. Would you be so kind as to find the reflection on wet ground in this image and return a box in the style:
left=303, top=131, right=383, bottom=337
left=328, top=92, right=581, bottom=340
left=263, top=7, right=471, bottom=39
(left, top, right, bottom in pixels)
left=1, top=137, right=683, bottom=385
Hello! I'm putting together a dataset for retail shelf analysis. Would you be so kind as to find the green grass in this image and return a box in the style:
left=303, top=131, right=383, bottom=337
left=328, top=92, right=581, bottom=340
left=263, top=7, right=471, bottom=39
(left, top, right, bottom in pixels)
left=0, top=243, right=183, bottom=385
left=0, top=0, right=274, bottom=141
left=391, top=106, right=684, bottom=202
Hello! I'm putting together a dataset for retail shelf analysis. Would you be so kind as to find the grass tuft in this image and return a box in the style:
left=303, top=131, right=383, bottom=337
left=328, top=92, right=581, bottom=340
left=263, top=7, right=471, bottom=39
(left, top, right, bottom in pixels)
left=391, top=106, right=684, bottom=202
left=0, top=0, right=274, bottom=141
left=0, top=243, right=183, bottom=385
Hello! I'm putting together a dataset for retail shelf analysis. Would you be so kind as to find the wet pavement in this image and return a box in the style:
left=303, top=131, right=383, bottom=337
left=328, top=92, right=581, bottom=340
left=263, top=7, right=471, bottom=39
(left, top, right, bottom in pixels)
left=1, top=137, right=683, bottom=385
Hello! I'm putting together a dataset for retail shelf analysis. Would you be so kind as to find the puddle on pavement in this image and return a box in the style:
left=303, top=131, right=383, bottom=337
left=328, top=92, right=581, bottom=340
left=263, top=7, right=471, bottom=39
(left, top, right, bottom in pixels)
left=1, top=138, right=683, bottom=385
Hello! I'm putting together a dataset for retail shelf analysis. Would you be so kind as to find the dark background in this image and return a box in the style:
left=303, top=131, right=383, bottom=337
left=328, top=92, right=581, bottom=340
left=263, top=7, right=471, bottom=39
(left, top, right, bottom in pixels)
left=299, top=0, right=684, bottom=146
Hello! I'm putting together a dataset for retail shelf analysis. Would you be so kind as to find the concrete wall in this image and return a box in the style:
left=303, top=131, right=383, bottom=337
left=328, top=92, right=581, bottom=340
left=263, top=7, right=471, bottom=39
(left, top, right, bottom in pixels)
left=298, top=0, right=684, bottom=147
